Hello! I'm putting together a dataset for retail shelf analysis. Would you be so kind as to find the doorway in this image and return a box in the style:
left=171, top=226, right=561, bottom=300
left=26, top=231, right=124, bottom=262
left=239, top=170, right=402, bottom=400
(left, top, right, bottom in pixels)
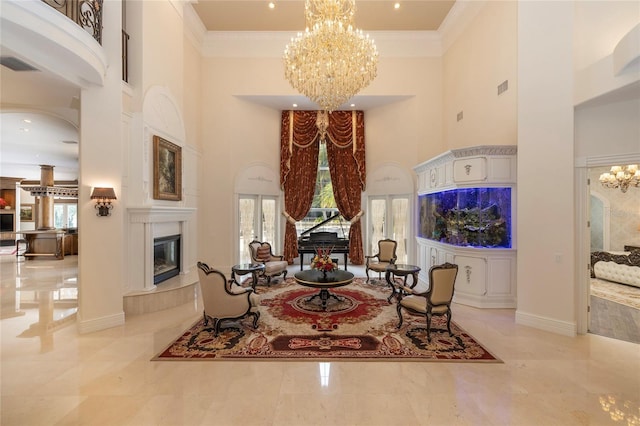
left=238, top=195, right=278, bottom=264
left=368, top=195, right=410, bottom=264
left=586, top=165, right=640, bottom=343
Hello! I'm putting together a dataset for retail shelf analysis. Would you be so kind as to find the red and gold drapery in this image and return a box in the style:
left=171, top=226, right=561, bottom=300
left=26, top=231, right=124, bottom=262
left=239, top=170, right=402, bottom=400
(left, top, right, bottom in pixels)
left=280, top=110, right=366, bottom=265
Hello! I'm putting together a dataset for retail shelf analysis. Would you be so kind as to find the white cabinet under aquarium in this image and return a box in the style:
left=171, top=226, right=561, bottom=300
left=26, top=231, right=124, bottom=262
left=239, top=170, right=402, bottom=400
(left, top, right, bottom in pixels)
left=414, top=146, right=517, bottom=308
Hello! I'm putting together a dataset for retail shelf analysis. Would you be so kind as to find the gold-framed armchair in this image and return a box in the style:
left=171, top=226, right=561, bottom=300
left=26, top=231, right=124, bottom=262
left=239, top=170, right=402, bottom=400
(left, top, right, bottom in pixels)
left=396, top=262, right=458, bottom=342
left=365, top=239, right=398, bottom=282
left=196, top=262, right=260, bottom=336
left=248, top=240, right=288, bottom=284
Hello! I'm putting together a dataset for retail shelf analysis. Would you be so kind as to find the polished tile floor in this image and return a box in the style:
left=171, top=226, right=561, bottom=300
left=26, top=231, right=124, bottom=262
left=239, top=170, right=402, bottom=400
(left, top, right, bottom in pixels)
left=2, top=255, right=639, bottom=425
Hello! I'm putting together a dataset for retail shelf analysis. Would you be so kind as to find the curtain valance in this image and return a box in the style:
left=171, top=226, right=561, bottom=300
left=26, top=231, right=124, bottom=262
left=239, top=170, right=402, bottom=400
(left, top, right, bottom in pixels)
left=280, top=110, right=366, bottom=191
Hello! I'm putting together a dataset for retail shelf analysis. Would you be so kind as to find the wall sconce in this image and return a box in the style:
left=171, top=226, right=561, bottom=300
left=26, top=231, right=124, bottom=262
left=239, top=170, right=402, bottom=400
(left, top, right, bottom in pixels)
left=90, top=187, right=116, bottom=216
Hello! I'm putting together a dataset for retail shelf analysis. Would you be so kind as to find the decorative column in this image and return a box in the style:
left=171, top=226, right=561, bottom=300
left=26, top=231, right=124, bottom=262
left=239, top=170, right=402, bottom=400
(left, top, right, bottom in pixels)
left=38, top=165, right=55, bottom=230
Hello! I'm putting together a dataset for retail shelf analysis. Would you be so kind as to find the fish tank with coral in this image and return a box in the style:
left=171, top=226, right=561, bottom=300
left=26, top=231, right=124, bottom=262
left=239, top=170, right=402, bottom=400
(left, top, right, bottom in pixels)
left=418, top=187, right=512, bottom=248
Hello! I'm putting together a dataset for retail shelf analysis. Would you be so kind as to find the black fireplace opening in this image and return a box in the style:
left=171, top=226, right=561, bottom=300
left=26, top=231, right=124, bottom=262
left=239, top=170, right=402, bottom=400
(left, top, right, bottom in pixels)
left=154, top=234, right=181, bottom=284
left=0, top=213, right=15, bottom=246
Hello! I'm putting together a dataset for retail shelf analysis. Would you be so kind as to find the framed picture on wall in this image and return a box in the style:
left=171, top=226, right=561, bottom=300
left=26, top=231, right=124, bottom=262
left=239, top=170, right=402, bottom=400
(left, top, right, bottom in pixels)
left=153, top=135, right=182, bottom=201
left=20, top=204, right=34, bottom=222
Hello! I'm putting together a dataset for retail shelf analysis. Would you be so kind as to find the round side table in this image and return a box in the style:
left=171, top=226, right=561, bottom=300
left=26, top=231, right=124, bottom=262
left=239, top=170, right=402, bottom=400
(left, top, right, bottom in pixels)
left=385, top=264, right=421, bottom=303
left=231, top=263, right=266, bottom=290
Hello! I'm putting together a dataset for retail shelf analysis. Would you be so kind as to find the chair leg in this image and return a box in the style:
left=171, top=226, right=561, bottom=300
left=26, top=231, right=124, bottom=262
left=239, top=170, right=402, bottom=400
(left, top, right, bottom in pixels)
left=283, top=270, right=288, bottom=280
left=250, top=311, right=260, bottom=329
left=426, top=312, right=432, bottom=342
left=446, top=309, right=453, bottom=337
left=396, top=304, right=404, bottom=329
left=366, top=268, right=370, bottom=283
left=203, top=311, right=209, bottom=326
left=213, top=318, right=222, bottom=337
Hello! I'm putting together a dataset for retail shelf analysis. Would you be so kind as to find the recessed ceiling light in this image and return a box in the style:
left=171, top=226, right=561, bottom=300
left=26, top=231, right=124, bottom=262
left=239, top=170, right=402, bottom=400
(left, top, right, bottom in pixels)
left=394, top=2, right=401, bottom=10
left=350, top=104, right=356, bottom=107
left=22, top=119, right=32, bottom=123
left=268, top=2, right=275, bottom=9
left=292, top=103, right=298, bottom=108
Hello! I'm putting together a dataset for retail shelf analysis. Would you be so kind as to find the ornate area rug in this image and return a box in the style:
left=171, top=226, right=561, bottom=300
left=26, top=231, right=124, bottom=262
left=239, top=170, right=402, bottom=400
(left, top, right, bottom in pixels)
left=153, top=278, right=501, bottom=362
left=591, top=278, right=640, bottom=310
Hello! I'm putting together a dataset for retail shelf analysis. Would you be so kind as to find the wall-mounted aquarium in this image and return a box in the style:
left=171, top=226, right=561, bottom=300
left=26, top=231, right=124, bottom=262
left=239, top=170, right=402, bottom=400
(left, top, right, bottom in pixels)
left=418, top=187, right=512, bottom=248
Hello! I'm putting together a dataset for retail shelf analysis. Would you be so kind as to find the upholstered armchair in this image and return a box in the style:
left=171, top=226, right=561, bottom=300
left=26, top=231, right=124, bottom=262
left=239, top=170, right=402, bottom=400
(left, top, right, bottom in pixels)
left=396, top=262, right=458, bottom=342
left=196, top=262, right=260, bottom=336
left=248, top=240, right=288, bottom=284
left=365, top=239, right=398, bottom=282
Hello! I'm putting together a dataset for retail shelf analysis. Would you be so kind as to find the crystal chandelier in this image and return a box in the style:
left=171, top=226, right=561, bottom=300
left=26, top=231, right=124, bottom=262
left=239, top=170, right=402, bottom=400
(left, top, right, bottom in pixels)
left=283, top=0, right=378, bottom=111
left=599, top=164, right=640, bottom=193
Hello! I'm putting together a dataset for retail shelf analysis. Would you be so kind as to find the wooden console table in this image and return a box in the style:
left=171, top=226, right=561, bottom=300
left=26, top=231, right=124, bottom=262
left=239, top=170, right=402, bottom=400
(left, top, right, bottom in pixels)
left=18, top=230, right=67, bottom=260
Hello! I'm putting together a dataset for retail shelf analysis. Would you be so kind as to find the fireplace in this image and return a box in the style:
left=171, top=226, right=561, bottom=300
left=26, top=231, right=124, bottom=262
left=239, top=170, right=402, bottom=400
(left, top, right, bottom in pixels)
left=154, top=234, right=181, bottom=284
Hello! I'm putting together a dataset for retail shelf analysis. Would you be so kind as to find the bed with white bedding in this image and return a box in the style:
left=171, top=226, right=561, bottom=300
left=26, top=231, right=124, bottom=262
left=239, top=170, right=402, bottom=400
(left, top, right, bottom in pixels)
left=590, top=249, right=640, bottom=288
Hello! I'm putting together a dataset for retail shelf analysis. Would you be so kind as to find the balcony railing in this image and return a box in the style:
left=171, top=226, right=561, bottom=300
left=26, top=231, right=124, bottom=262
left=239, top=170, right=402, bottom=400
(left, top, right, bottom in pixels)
left=42, top=0, right=103, bottom=44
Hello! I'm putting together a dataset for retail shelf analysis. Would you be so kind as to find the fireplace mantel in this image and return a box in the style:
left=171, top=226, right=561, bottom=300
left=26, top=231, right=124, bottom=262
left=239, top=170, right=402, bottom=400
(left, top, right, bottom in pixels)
left=129, top=206, right=196, bottom=223
left=127, top=206, right=196, bottom=293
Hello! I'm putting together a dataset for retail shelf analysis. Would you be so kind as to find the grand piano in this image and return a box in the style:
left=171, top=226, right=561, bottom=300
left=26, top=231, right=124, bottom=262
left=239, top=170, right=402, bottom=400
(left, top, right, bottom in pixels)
left=297, top=213, right=350, bottom=270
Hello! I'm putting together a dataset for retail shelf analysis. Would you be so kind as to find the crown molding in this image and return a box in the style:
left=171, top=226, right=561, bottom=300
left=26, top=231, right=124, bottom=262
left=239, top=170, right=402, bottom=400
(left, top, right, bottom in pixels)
left=439, top=0, right=486, bottom=54
left=184, top=3, right=206, bottom=53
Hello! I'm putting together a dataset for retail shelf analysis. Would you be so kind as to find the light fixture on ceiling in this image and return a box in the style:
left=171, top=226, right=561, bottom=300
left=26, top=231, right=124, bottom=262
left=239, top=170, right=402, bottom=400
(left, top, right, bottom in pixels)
left=283, top=0, right=378, bottom=111
left=599, top=164, right=640, bottom=193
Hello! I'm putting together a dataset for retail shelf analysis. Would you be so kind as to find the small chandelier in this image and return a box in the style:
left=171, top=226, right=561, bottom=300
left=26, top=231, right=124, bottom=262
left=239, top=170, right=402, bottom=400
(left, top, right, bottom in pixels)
left=599, top=164, right=640, bottom=193
left=283, top=0, right=378, bottom=111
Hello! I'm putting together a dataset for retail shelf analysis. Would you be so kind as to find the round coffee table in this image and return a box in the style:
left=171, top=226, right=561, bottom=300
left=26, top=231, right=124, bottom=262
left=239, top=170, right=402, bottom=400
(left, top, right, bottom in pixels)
left=231, top=263, right=266, bottom=290
left=385, top=264, right=421, bottom=303
left=294, top=269, right=354, bottom=311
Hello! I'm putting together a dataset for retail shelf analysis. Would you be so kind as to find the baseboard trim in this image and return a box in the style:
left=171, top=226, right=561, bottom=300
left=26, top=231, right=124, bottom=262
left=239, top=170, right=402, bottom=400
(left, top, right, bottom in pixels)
left=515, top=310, right=577, bottom=337
left=77, top=311, right=125, bottom=334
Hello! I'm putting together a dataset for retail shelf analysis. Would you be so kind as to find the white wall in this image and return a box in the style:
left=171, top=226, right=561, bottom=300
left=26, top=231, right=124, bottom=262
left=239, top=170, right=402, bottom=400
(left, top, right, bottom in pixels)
left=442, top=1, right=518, bottom=150
left=364, top=57, right=444, bottom=170
left=575, top=97, right=640, bottom=159
left=516, top=1, right=576, bottom=335
left=574, top=1, right=640, bottom=72
left=141, top=1, right=185, bottom=108
left=199, top=56, right=285, bottom=270
left=77, top=0, right=125, bottom=332
left=573, top=1, right=640, bottom=105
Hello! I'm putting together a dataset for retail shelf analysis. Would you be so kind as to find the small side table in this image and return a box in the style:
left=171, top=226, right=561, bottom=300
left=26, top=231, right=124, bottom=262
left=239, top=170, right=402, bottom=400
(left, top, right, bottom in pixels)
left=231, top=263, right=266, bottom=291
left=385, top=264, right=421, bottom=303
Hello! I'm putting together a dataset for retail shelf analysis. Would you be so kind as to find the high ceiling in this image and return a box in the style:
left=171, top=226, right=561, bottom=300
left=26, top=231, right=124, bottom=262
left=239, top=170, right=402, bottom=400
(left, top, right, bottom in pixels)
left=192, top=0, right=455, bottom=32
left=0, top=1, right=457, bottom=181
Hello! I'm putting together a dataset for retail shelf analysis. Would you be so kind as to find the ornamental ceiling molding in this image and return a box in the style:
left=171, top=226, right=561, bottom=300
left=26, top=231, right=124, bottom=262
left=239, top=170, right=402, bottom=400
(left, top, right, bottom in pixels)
left=451, top=145, right=517, bottom=158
